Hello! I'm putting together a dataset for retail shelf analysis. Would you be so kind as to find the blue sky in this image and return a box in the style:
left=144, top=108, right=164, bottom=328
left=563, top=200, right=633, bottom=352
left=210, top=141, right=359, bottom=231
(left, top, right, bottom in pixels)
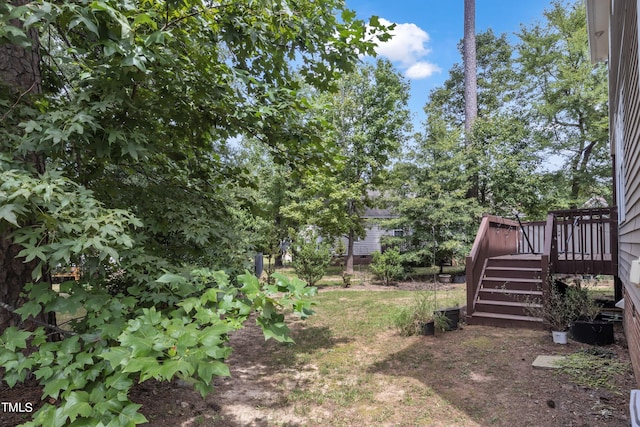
left=348, top=0, right=555, bottom=127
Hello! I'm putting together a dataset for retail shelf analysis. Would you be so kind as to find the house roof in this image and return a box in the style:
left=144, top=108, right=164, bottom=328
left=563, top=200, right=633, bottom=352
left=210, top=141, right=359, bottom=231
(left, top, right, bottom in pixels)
left=364, top=190, right=396, bottom=219
left=362, top=207, right=395, bottom=219
left=585, top=0, right=610, bottom=64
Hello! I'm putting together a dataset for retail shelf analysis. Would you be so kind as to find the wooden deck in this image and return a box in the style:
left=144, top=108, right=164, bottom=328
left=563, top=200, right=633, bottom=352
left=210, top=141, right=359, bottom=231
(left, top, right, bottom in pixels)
left=466, top=208, right=618, bottom=328
left=492, top=253, right=613, bottom=261
left=491, top=254, right=542, bottom=261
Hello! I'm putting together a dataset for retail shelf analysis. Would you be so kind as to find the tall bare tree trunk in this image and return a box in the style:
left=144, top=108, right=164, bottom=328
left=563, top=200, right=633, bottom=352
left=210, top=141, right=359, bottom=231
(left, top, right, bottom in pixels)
left=0, top=0, right=48, bottom=332
left=464, top=0, right=479, bottom=199
left=463, top=0, right=477, bottom=134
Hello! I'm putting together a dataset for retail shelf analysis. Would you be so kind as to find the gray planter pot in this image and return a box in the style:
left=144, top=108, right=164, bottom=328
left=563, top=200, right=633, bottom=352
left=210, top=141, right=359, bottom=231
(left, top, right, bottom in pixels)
left=420, top=321, right=435, bottom=336
left=438, top=274, right=451, bottom=284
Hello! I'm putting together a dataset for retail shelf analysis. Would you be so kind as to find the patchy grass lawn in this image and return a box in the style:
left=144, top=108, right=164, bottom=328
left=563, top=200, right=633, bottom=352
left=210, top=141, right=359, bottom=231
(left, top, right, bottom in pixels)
left=130, top=281, right=633, bottom=426
left=5, top=269, right=630, bottom=426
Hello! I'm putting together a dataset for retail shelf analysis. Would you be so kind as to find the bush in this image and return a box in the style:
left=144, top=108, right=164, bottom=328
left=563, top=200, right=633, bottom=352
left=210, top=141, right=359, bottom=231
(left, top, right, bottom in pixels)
left=394, top=292, right=436, bottom=336
left=566, top=281, right=602, bottom=321
left=524, top=280, right=582, bottom=331
left=0, top=270, right=315, bottom=427
left=370, top=248, right=404, bottom=285
left=291, top=234, right=332, bottom=286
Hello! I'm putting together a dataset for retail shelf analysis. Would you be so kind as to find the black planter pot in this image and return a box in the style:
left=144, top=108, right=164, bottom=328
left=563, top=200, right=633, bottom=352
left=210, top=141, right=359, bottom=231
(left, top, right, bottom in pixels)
left=569, top=320, right=614, bottom=346
left=420, top=321, right=435, bottom=336
left=436, top=307, right=460, bottom=331
left=452, top=275, right=466, bottom=284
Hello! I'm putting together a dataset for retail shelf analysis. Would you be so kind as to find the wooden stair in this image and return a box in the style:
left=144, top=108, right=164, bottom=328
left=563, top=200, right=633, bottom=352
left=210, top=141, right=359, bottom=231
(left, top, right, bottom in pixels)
left=467, top=255, right=545, bottom=328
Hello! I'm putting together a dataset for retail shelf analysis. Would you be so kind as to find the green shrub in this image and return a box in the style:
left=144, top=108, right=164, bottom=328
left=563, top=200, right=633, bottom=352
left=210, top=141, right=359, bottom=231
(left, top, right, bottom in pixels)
left=370, top=248, right=404, bottom=285
left=291, top=233, right=332, bottom=286
left=0, top=271, right=315, bottom=427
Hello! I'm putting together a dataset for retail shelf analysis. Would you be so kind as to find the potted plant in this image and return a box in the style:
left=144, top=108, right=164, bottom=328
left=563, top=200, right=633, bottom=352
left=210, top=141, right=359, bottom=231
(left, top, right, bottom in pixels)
left=394, top=292, right=436, bottom=336
left=432, top=276, right=460, bottom=331
left=433, top=310, right=450, bottom=335
left=524, top=281, right=574, bottom=344
left=434, top=306, right=460, bottom=331
left=568, top=282, right=614, bottom=345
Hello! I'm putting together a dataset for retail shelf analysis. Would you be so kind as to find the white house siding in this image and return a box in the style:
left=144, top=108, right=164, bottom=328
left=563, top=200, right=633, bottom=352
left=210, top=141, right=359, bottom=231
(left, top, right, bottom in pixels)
left=339, top=222, right=392, bottom=257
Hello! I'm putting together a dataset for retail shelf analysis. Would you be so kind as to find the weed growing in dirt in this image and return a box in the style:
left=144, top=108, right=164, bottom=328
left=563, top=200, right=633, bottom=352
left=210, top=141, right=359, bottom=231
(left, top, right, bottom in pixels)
left=556, top=348, right=630, bottom=392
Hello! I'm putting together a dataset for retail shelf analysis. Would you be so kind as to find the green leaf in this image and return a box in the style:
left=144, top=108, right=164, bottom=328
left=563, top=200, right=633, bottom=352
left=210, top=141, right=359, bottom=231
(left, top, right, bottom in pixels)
left=239, top=273, right=260, bottom=297
left=105, top=372, right=133, bottom=391
left=42, top=377, right=70, bottom=400
left=14, top=300, right=43, bottom=320
left=118, top=403, right=147, bottom=425
left=61, top=391, right=92, bottom=422
left=99, top=347, right=130, bottom=369
left=257, top=320, right=293, bottom=343
left=197, top=360, right=230, bottom=385
left=120, top=357, right=158, bottom=374
left=34, top=366, right=54, bottom=380
left=0, top=203, right=19, bottom=226
left=69, top=15, right=100, bottom=37
left=158, top=359, right=194, bottom=379
left=1, top=327, right=31, bottom=352
left=132, top=13, right=156, bottom=29
left=198, top=324, right=232, bottom=347
left=156, top=273, right=186, bottom=284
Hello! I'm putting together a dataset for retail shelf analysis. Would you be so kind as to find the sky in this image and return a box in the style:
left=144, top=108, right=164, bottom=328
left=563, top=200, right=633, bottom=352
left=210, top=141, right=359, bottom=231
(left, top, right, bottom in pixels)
left=348, top=0, right=555, bottom=128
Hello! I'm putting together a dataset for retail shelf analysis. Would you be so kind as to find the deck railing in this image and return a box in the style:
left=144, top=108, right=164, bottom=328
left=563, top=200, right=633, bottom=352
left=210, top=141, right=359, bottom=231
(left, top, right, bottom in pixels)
left=466, top=207, right=618, bottom=311
left=548, top=207, right=618, bottom=275
left=518, top=220, right=546, bottom=254
left=515, top=207, right=618, bottom=275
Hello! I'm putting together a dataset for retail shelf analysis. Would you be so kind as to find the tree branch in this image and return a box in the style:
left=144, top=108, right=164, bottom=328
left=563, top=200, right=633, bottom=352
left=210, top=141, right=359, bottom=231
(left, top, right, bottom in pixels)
left=0, top=81, right=36, bottom=122
left=0, top=301, right=76, bottom=337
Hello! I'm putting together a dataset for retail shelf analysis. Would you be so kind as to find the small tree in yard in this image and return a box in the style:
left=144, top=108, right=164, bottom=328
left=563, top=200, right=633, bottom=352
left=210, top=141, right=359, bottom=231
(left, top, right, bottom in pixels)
left=370, top=248, right=404, bottom=285
left=292, top=232, right=333, bottom=287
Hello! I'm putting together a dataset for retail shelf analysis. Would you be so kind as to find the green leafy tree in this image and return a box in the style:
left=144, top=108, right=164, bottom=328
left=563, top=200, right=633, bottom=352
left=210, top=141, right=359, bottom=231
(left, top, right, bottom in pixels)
left=285, top=59, right=411, bottom=274
left=0, top=0, right=390, bottom=425
left=383, top=106, right=481, bottom=268
left=517, top=0, right=610, bottom=205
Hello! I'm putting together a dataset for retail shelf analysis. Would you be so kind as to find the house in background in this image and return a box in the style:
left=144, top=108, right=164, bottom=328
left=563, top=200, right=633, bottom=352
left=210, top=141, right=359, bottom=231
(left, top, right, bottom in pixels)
left=337, top=206, right=400, bottom=265
left=586, top=0, right=640, bottom=386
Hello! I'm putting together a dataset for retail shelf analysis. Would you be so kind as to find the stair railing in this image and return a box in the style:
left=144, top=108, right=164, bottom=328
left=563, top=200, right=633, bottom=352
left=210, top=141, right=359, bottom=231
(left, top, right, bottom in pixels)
left=514, top=212, right=535, bottom=254
left=466, top=215, right=520, bottom=315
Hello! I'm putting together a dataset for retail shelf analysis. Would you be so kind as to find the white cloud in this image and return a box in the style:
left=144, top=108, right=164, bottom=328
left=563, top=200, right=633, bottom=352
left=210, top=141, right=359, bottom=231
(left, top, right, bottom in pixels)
left=373, top=18, right=440, bottom=80
left=406, top=62, right=441, bottom=79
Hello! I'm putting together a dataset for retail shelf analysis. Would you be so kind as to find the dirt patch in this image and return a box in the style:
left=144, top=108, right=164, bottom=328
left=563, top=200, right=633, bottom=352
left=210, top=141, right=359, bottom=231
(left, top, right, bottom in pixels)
left=318, top=280, right=461, bottom=292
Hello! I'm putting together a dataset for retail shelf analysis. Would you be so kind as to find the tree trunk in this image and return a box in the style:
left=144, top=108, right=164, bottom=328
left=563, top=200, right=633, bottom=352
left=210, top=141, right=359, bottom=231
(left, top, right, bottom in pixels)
left=0, top=236, right=48, bottom=330
left=0, top=0, right=49, bottom=333
left=463, top=0, right=479, bottom=200
left=0, top=0, right=42, bottom=96
left=345, top=230, right=354, bottom=275
left=463, top=0, right=477, bottom=135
